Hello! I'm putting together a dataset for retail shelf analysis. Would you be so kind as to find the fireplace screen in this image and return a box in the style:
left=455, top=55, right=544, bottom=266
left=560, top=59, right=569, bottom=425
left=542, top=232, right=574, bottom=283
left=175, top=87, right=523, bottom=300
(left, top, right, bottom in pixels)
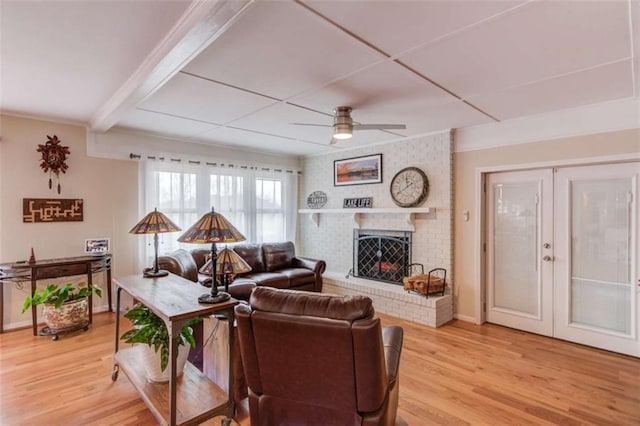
left=353, top=229, right=412, bottom=285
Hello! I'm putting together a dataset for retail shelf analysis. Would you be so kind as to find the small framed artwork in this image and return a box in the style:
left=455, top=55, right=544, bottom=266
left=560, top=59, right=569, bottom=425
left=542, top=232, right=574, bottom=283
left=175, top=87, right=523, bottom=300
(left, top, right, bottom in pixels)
left=85, top=238, right=110, bottom=254
left=334, top=154, right=383, bottom=186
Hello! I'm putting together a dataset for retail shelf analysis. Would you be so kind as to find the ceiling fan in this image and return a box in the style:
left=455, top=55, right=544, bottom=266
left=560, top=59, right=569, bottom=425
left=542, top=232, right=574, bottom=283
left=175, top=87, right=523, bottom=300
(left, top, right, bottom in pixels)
left=292, top=106, right=406, bottom=144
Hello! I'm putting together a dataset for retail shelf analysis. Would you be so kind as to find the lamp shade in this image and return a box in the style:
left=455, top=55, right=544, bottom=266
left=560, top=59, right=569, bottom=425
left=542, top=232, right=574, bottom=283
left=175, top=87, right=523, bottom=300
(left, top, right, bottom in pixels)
left=129, top=208, right=181, bottom=234
left=200, top=247, right=252, bottom=276
left=129, top=208, right=181, bottom=278
left=177, top=207, right=245, bottom=244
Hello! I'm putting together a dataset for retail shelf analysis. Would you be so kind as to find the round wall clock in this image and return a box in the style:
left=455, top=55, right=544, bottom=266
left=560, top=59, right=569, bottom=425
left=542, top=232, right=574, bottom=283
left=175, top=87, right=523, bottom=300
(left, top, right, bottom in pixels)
left=389, top=167, right=429, bottom=207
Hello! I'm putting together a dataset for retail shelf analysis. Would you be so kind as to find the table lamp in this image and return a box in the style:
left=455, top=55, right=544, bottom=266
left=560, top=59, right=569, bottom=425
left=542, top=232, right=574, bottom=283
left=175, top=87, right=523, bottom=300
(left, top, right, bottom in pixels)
left=200, top=246, right=252, bottom=295
left=129, top=208, right=181, bottom=278
left=177, top=207, right=246, bottom=303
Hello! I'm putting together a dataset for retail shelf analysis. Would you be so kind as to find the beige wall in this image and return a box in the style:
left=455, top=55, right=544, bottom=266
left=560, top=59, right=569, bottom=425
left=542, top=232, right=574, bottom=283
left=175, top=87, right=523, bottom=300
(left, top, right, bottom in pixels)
left=454, top=128, right=640, bottom=321
left=0, top=114, right=139, bottom=330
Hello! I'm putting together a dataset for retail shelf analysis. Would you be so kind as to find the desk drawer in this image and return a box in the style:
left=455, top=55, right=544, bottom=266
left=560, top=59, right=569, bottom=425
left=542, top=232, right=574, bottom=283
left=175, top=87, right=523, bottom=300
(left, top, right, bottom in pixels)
left=36, top=263, right=88, bottom=279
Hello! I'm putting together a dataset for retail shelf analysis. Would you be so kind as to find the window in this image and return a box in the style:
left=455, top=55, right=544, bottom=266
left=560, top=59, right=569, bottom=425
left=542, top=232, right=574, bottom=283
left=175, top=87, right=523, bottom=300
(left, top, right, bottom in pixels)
left=256, top=178, right=284, bottom=243
left=141, top=161, right=297, bottom=266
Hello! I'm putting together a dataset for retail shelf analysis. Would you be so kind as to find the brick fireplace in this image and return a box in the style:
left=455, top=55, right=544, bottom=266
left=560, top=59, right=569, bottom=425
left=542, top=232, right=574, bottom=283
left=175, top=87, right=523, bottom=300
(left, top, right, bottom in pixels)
left=299, top=130, right=454, bottom=327
left=351, top=229, right=412, bottom=285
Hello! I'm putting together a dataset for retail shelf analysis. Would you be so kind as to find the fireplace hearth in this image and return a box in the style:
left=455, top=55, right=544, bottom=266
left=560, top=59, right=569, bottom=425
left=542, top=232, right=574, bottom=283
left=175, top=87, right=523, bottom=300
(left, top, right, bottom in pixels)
left=350, top=229, right=412, bottom=285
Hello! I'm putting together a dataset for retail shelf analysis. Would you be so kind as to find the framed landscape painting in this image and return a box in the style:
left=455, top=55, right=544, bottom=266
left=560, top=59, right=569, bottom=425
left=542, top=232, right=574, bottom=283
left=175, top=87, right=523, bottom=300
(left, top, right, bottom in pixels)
left=334, top=154, right=383, bottom=186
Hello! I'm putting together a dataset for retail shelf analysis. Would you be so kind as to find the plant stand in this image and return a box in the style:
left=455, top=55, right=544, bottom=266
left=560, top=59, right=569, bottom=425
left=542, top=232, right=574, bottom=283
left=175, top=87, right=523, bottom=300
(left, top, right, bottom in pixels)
left=39, top=320, right=89, bottom=340
left=40, top=297, right=90, bottom=340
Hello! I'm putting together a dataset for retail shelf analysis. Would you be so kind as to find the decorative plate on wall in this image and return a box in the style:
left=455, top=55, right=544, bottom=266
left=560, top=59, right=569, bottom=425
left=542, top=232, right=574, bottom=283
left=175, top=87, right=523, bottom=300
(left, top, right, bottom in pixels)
left=306, top=191, right=327, bottom=209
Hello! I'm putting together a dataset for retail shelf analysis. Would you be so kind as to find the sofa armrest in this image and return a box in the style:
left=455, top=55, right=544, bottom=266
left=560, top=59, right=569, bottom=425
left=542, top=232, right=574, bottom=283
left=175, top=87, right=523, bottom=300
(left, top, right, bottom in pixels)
left=382, top=326, right=403, bottom=384
left=292, top=256, right=326, bottom=275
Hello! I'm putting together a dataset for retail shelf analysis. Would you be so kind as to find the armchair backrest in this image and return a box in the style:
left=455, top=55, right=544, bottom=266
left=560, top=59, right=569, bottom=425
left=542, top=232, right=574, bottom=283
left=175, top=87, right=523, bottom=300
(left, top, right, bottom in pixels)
left=157, top=249, right=198, bottom=282
left=236, top=287, right=392, bottom=426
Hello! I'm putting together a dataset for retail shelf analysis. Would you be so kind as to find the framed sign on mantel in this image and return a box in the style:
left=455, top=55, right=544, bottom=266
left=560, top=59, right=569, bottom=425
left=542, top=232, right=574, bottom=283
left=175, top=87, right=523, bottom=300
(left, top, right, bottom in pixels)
left=334, top=154, right=382, bottom=186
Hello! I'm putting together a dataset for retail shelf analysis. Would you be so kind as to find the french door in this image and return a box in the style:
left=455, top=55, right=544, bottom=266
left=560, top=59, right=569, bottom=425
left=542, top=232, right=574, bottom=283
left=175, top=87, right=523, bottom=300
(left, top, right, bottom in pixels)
left=486, top=162, right=639, bottom=357
left=486, top=170, right=554, bottom=336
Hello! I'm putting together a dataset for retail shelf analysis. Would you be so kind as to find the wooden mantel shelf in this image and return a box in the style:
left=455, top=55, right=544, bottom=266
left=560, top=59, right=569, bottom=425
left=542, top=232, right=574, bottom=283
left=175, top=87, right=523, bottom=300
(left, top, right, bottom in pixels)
left=297, top=207, right=432, bottom=230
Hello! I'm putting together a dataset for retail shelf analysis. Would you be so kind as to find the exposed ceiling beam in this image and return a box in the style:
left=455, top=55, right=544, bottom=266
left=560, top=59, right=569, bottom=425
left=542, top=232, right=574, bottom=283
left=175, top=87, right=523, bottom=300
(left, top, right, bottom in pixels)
left=90, top=0, right=254, bottom=132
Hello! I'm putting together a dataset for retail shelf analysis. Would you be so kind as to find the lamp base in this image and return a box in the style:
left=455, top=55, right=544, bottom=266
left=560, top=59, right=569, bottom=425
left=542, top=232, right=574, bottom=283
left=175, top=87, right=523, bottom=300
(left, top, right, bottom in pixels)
left=143, top=269, right=169, bottom=278
left=198, top=291, right=230, bottom=304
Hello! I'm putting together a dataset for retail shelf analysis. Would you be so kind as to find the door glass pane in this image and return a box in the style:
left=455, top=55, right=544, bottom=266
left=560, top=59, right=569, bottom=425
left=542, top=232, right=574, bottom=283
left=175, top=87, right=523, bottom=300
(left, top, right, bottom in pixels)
left=493, top=183, right=539, bottom=315
left=571, top=179, right=632, bottom=334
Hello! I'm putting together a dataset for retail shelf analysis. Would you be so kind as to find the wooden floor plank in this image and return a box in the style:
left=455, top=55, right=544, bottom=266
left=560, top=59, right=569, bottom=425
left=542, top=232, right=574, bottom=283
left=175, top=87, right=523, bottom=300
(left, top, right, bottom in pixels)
left=0, top=312, right=638, bottom=425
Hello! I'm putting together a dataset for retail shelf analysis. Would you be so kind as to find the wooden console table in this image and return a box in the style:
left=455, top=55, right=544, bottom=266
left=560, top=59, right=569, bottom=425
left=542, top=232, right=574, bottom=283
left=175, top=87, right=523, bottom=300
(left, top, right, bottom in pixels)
left=0, top=254, right=112, bottom=335
left=112, top=273, right=237, bottom=426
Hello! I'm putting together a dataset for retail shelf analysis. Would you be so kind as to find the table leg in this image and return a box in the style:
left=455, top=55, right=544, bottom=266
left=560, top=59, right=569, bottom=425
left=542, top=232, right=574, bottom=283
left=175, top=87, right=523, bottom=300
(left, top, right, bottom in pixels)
left=88, top=262, right=93, bottom=324
left=227, top=308, right=236, bottom=417
left=168, top=318, right=187, bottom=426
left=112, top=287, right=122, bottom=382
left=106, top=266, right=112, bottom=312
left=0, top=281, right=3, bottom=333
left=31, top=276, right=37, bottom=336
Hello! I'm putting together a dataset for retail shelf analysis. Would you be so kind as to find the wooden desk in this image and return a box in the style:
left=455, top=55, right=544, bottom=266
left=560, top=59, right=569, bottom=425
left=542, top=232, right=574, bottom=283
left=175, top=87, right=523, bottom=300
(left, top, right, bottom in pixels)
left=0, top=254, right=112, bottom=335
left=112, top=273, right=237, bottom=426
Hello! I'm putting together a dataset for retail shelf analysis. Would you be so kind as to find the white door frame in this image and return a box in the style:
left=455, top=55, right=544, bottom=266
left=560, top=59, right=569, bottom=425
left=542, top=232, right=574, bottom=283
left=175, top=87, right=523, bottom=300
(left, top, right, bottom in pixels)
left=473, top=153, right=640, bottom=325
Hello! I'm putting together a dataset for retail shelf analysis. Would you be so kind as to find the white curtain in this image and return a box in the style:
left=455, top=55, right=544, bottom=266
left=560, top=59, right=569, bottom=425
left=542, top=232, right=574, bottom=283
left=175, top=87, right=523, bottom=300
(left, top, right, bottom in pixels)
left=137, top=160, right=298, bottom=270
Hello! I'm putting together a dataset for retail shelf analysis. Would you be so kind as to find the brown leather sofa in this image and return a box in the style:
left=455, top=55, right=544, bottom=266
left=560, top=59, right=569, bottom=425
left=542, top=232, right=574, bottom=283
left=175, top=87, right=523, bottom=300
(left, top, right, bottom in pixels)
left=236, top=287, right=404, bottom=426
left=157, top=241, right=326, bottom=300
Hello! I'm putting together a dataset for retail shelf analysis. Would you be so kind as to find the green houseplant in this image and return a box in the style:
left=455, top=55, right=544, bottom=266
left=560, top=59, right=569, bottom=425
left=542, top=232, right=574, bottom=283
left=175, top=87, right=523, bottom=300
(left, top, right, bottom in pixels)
left=21, top=282, right=102, bottom=337
left=120, top=303, right=201, bottom=382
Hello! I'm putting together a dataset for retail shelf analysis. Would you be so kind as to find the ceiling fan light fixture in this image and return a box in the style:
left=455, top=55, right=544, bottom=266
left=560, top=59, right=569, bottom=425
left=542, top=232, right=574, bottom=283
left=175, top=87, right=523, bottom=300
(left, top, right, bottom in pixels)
left=333, top=124, right=353, bottom=140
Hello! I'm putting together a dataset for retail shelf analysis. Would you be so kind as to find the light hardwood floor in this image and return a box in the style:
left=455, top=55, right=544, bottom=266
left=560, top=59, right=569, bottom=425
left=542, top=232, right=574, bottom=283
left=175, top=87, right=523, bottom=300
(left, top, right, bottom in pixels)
left=0, top=312, right=638, bottom=425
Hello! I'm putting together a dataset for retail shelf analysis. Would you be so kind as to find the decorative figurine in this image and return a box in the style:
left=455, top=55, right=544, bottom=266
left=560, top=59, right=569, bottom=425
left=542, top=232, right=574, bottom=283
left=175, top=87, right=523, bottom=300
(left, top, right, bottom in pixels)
left=37, top=135, right=70, bottom=194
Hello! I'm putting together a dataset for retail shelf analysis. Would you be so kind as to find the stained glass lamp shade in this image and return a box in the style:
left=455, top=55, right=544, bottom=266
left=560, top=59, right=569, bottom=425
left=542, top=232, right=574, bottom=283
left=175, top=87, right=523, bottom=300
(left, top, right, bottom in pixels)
left=200, top=246, right=252, bottom=294
left=177, top=207, right=246, bottom=303
left=129, top=208, right=181, bottom=278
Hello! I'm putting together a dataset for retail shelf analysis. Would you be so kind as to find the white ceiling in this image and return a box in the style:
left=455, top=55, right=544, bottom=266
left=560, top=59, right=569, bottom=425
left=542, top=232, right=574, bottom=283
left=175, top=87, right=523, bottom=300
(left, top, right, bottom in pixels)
left=1, top=0, right=638, bottom=157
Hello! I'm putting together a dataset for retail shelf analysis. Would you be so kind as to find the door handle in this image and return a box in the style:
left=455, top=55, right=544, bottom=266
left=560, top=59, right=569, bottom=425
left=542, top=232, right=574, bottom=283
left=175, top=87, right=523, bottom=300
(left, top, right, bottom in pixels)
left=543, top=255, right=553, bottom=262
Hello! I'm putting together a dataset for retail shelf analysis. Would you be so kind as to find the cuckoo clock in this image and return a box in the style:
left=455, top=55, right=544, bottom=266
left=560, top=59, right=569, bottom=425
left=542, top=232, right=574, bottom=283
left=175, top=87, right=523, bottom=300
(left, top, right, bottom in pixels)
left=37, top=135, right=70, bottom=194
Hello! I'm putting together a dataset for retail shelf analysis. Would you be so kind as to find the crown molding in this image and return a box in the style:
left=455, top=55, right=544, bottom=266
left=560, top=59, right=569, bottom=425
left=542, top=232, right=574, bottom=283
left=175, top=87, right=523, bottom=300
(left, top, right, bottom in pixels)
left=455, top=97, right=640, bottom=152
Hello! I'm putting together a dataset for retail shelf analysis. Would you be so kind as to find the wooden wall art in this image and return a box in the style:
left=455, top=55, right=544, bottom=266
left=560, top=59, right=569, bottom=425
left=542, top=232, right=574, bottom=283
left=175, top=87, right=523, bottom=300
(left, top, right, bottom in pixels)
left=23, top=198, right=83, bottom=223
left=37, top=134, right=70, bottom=194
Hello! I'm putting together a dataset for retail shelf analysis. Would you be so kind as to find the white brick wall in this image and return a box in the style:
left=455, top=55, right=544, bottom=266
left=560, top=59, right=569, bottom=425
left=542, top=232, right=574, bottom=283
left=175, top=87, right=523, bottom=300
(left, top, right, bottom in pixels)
left=298, top=131, right=454, bottom=325
left=323, top=273, right=453, bottom=327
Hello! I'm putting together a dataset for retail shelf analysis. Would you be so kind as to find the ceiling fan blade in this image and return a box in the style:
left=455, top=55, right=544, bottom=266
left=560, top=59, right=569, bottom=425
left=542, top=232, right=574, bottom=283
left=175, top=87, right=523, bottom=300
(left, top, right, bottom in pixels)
left=290, top=123, right=333, bottom=128
left=353, top=124, right=406, bottom=130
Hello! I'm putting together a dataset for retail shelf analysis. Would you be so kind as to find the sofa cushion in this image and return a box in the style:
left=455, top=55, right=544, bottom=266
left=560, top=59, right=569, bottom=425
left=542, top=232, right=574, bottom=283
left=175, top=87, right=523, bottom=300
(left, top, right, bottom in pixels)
left=244, top=272, right=290, bottom=289
left=233, top=244, right=265, bottom=273
left=279, top=268, right=316, bottom=287
left=190, top=248, right=211, bottom=270
left=263, top=241, right=295, bottom=272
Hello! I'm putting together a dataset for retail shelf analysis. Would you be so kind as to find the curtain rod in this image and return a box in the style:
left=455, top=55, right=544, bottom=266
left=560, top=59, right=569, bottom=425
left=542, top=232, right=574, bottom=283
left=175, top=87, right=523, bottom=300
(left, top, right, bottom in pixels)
left=129, top=153, right=301, bottom=174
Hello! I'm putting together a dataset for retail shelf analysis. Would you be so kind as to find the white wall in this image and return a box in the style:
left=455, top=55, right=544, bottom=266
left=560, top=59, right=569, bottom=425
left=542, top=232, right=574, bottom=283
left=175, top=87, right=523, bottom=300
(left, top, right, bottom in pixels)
left=299, top=130, right=453, bottom=287
left=0, top=114, right=139, bottom=330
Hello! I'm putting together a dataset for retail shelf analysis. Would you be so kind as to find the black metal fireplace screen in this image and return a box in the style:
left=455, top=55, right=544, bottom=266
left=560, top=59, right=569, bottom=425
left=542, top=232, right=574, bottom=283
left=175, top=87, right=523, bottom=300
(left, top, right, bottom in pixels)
left=351, top=229, right=412, bottom=285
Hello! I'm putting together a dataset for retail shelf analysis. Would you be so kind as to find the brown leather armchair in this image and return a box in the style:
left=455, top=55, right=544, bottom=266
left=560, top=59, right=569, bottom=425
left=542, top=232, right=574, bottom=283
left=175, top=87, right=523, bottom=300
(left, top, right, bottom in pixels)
left=236, top=287, right=403, bottom=426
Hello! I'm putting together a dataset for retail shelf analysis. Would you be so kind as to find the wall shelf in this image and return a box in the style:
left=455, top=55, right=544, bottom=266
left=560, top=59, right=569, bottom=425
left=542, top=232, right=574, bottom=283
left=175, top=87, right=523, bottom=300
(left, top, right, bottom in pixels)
left=298, top=207, right=432, bottom=230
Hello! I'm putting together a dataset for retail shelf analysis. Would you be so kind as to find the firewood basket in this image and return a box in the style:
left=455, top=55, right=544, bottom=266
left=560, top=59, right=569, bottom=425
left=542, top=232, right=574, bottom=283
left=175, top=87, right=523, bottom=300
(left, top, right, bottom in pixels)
left=403, top=264, right=447, bottom=297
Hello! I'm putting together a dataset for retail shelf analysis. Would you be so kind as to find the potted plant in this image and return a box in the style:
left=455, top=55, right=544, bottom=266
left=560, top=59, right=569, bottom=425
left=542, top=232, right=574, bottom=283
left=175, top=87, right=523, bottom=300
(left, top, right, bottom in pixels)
left=21, top=282, right=102, bottom=338
left=120, top=303, right=201, bottom=383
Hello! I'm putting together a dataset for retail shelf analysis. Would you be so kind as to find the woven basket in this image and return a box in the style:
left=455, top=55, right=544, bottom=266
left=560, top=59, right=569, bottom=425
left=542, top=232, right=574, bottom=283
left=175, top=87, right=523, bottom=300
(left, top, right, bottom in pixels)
left=403, top=273, right=446, bottom=295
